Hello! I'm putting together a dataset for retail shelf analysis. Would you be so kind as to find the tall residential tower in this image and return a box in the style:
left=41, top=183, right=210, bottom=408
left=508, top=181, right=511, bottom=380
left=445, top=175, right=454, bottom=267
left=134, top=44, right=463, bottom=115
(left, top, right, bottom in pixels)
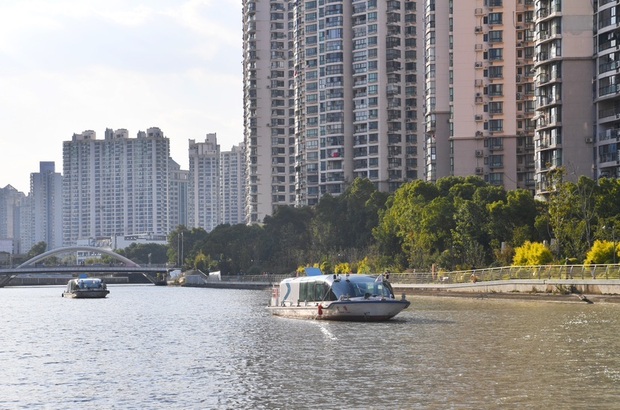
left=62, top=128, right=171, bottom=245
left=243, top=0, right=424, bottom=223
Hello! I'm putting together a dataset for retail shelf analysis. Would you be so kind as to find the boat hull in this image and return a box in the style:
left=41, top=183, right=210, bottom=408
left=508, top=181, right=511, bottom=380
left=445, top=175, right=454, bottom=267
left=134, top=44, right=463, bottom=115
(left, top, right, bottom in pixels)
left=62, top=290, right=109, bottom=299
left=268, top=299, right=410, bottom=321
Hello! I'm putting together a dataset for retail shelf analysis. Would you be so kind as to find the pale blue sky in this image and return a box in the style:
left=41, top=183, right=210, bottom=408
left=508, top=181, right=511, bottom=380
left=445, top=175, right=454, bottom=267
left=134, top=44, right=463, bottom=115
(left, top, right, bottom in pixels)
left=0, top=0, right=243, bottom=192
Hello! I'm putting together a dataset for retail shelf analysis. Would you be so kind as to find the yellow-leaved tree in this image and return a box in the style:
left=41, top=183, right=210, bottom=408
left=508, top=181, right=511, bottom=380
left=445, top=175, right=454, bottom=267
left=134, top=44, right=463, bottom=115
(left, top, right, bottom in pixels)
left=512, top=241, right=553, bottom=266
left=584, top=240, right=619, bottom=265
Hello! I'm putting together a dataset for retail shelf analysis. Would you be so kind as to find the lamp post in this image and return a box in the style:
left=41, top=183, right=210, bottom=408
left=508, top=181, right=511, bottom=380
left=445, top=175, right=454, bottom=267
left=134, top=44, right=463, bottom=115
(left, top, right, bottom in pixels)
left=613, top=227, right=617, bottom=265
left=177, top=231, right=184, bottom=268
left=604, top=225, right=616, bottom=264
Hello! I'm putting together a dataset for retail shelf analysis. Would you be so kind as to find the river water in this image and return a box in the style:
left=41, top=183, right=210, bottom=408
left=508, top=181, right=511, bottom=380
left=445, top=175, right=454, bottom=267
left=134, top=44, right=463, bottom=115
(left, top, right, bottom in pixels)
left=1, top=285, right=620, bottom=409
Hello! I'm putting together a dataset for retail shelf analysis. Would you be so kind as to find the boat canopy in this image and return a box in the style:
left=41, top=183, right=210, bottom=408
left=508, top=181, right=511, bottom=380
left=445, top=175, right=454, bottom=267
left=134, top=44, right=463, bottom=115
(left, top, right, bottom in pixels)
left=280, top=274, right=394, bottom=304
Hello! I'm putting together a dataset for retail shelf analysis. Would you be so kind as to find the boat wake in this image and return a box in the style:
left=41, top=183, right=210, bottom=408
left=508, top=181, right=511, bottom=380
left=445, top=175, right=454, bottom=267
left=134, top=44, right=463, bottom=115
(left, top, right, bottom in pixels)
left=315, top=323, right=337, bottom=341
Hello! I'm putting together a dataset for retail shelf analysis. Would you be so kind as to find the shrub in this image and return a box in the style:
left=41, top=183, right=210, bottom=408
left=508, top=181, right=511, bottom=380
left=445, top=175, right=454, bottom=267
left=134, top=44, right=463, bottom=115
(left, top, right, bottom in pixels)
left=584, top=240, right=619, bottom=265
left=334, top=262, right=352, bottom=274
left=512, top=241, right=553, bottom=266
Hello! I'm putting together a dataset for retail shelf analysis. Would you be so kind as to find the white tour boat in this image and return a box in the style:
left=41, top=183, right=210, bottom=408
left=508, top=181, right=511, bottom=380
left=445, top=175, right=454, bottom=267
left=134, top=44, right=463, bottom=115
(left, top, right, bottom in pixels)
left=268, top=269, right=410, bottom=321
left=62, top=276, right=110, bottom=299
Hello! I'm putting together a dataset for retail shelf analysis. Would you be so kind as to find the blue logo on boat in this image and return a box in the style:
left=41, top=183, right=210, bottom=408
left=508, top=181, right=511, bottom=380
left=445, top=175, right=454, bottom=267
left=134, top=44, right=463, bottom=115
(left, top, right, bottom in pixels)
left=283, top=283, right=291, bottom=301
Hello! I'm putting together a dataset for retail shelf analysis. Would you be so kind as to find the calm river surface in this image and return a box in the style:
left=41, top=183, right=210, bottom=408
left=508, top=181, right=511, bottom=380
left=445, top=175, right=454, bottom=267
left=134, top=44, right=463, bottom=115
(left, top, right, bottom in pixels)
left=1, top=285, right=620, bottom=409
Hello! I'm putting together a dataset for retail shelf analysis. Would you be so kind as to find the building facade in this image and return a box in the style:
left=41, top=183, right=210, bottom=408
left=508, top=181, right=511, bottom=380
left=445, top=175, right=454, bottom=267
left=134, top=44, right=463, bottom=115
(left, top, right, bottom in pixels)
left=220, top=144, right=246, bottom=226
left=593, top=0, right=619, bottom=179
left=169, top=159, right=189, bottom=231
left=534, top=0, right=594, bottom=193
left=30, top=161, right=63, bottom=250
left=426, top=0, right=595, bottom=194
left=0, top=185, right=25, bottom=254
left=62, top=128, right=171, bottom=245
left=188, top=133, right=221, bottom=232
left=242, top=0, right=424, bottom=224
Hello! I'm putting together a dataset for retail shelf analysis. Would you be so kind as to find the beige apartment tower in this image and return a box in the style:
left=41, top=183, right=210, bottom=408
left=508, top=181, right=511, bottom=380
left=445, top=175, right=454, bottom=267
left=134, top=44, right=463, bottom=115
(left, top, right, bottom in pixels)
left=426, top=0, right=595, bottom=193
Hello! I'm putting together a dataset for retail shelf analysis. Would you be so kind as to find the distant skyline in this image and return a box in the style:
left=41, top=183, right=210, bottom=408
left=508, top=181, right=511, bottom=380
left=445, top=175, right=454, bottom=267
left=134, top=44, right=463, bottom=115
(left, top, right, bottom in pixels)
left=0, top=0, right=243, bottom=193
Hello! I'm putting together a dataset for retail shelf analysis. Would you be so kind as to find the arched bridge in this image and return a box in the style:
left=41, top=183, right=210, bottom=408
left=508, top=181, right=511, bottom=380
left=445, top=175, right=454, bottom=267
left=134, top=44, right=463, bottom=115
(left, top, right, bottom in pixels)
left=18, top=246, right=140, bottom=268
left=0, top=246, right=171, bottom=287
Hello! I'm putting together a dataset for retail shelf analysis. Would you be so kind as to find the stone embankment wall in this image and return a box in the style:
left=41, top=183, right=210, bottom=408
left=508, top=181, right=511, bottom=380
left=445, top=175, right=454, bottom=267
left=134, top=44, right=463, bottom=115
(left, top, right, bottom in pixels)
left=393, top=279, right=620, bottom=296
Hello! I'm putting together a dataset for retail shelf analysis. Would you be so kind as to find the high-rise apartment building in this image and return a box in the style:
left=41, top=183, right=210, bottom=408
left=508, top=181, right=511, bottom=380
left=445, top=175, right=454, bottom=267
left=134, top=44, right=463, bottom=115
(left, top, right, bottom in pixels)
left=188, top=134, right=220, bottom=232
left=62, top=128, right=171, bottom=245
left=242, top=0, right=606, bottom=219
left=29, top=162, right=63, bottom=250
left=593, top=1, right=619, bottom=179
left=220, top=144, right=246, bottom=226
left=0, top=185, right=25, bottom=254
left=242, top=0, right=424, bottom=223
left=426, top=0, right=594, bottom=193
left=169, top=159, right=189, bottom=230
left=534, top=1, right=594, bottom=193
left=428, top=0, right=536, bottom=189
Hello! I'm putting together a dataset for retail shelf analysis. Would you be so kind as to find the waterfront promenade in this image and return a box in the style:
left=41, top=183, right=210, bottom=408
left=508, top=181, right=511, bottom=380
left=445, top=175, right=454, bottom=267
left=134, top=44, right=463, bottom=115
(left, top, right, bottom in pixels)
left=6, top=264, right=620, bottom=301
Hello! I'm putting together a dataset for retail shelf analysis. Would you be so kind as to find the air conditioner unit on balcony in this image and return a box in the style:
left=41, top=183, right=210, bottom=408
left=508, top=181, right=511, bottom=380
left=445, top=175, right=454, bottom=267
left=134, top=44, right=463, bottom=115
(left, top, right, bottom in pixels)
left=475, top=26, right=483, bottom=33
left=475, top=150, right=483, bottom=157
left=475, top=167, right=484, bottom=175
left=585, top=137, right=593, bottom=143
left=475, top=61, right=483, bottom=68
left=475, top=131, right=483, bottom=137
left=475, top=115, right=483, bottom=121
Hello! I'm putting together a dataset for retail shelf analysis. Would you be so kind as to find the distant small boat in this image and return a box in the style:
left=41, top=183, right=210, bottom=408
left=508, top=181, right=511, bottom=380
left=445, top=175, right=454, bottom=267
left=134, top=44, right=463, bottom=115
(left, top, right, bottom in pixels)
left=62, top=277, right=109, bottom=299
left=267, top=271, right=410, bottom=321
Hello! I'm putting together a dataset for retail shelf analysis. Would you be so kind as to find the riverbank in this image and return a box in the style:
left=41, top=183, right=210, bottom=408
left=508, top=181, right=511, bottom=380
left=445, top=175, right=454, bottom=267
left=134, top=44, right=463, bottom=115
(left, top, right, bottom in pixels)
left=392, top=280, right=620, bottom=304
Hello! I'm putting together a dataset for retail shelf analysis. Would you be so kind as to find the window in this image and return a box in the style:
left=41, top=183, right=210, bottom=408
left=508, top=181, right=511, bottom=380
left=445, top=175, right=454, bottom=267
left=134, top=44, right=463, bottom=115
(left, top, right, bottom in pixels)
left=487, top=30, right=503, bottom=43
left=488, top=65, right=503, bottom=79
left=489, top=119, right=503, bottom=132
left=488, top=48, right=503, bottom=61
left=487, top=13, right=503, bottom=25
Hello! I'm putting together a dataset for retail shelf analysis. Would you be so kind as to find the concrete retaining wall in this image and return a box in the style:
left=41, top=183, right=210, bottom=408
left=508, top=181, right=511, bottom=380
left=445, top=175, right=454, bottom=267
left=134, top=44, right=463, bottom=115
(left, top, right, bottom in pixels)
left=393, top=279, right=620, bottom=295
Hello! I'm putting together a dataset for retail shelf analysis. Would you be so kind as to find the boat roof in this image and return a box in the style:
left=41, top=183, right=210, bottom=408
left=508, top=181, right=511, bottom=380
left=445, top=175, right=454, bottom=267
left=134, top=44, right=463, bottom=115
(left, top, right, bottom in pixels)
left=282, top=274, right=380, bottom=285
left=71, top=277, right=103, bottom=282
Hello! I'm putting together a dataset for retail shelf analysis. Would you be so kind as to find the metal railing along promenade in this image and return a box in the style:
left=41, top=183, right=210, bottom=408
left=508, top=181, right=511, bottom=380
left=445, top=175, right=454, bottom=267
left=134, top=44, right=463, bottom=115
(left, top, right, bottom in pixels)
left=218, top=266, right=620, bottom=287
left=385, top=264, right=620, bottom=284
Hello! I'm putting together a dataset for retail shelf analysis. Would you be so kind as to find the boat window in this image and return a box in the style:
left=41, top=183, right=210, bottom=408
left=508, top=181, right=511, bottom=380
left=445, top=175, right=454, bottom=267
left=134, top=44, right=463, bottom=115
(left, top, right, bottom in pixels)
left=299, top=281, right=333, bottom=302
left=334, top=280, right=393, bottom=298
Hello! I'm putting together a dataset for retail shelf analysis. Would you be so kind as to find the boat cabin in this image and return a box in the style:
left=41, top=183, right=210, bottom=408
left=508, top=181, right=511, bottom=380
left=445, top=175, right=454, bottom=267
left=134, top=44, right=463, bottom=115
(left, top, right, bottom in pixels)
left=276, top=274, right=394, bottom=307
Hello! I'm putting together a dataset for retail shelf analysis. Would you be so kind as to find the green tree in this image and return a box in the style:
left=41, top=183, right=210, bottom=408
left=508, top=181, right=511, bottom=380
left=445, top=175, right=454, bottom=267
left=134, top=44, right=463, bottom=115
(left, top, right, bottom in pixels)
left=374, top=179, right=439, bottom=269
left=117, top=243, right=168, bottom=265
left=451, top=197, right=489, bottom=269
left=547, top=173, right=597, bottom=261
left=262, top=205, right=314, bottom=273
left=487, top=189, right=540, bottom=251
left=194, top=251, right=209, bottom=272
left=26, top=241, right=47, bottom=260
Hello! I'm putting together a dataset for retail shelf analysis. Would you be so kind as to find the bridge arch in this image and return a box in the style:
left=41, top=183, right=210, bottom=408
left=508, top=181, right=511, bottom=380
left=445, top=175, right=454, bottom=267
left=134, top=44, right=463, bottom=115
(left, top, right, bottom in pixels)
left=17, top=246, right=140, bottom=268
